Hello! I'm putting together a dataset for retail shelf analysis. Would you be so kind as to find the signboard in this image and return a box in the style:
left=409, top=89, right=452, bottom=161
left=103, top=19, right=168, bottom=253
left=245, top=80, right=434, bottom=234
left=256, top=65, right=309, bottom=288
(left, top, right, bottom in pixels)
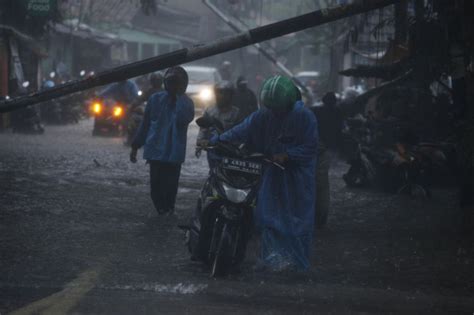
left=23, top=0, right=56, bottom=17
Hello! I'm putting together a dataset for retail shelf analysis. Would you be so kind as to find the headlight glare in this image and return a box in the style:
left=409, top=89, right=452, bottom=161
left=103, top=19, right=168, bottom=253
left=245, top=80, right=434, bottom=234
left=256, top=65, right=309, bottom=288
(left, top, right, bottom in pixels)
left=92, top=102, right=102, bottom=114
left=113, top=106, right=123, bottom=117
left=221, top=182, right=250, bottom=203
left=199, top=88, right=213, bottom=102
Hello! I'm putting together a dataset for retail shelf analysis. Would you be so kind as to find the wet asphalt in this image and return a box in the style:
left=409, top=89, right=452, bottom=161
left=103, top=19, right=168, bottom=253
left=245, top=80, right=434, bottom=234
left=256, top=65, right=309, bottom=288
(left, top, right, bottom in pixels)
left=1, top=119, right=474, bottom=314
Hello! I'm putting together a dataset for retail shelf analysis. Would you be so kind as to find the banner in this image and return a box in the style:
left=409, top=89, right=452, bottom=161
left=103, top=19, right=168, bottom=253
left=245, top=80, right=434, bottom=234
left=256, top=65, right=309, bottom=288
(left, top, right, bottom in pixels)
left=23, top=0, right=56, bottom=17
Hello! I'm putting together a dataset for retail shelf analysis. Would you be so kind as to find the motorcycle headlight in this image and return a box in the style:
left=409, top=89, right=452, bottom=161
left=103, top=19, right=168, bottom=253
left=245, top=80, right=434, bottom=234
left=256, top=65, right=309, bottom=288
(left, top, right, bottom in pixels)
left=221, top=182, right=251, bottom=204
left=92, top=102, right=102, bottom=114
left=199, top=88, right=213, bottom=102
left=113, top=106, right=123, bottom=117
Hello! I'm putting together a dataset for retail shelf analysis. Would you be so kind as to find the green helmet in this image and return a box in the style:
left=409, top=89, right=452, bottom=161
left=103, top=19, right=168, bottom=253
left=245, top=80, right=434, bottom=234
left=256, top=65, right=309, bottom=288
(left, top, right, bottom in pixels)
left=260, top=75, right=298, bottom=111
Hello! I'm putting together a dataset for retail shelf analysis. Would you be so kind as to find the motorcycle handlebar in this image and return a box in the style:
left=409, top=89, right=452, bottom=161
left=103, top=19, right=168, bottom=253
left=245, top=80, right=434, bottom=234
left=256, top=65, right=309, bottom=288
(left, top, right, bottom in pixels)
left=263, top=158, right=285, bottom=170
left=197, top=142, right=285, bottom=170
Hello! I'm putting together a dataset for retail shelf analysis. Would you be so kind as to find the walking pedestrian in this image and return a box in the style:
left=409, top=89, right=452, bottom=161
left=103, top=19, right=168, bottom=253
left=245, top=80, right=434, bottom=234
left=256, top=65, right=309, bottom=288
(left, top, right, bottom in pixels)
left=130, top=67, right=195, bottom=215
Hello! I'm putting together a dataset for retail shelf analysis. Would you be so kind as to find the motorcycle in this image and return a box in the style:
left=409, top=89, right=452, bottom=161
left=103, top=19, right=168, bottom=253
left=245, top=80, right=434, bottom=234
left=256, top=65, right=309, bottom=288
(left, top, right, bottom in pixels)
left=342, top=141, right=394, bottom=189
left=40, top=79, right=62, bottom=124
left=90, top=98, right=127, bottom=136
left=11, top=81, right=45, bottom=134
left=61, top=92, right=83, bottom=124
left=11, top=106, right=45, bottom=134
left=342, top=119, right=450, bottom=197
left=180, top=116, right=284, bottom=277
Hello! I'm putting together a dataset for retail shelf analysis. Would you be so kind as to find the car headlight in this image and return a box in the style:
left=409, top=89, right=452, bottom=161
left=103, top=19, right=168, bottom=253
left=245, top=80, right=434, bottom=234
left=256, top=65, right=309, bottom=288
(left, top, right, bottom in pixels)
left=221, top=182, right=251, bottom=204
left=199, top=88, right=213, bottom=102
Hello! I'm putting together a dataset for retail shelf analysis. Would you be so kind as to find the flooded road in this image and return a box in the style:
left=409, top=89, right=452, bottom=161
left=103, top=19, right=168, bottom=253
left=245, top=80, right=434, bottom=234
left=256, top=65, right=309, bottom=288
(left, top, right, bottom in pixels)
left=1, top=119, right=473, bottom=314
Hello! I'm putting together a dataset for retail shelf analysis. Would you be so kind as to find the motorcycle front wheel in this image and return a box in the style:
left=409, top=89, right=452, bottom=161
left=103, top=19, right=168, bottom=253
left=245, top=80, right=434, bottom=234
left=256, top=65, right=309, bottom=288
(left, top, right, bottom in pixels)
left=210, top=224, right=233, bottom=277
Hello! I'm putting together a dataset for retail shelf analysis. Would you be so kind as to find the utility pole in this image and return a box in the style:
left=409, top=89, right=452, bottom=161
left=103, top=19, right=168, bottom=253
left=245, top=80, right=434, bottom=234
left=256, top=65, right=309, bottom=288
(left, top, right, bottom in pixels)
left=0, top=0, right=398, bottom=113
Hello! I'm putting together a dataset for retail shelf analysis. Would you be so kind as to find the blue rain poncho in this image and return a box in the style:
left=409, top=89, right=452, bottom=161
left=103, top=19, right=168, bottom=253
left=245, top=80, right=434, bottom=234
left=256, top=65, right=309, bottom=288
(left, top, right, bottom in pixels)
left=99, top=80, right=139, bottom=105
left=132, top=91, right=195, bottom=163
left=213, top=101, right=318, bottom=271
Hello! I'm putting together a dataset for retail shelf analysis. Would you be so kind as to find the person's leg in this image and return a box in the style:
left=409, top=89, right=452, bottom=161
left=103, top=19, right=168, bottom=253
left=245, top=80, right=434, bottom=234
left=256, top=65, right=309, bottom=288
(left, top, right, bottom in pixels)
left=459, top=168, right=474, bottom=235
left=164, top=163, right=182, bottom=213
left=149, top=161, right=166, bottom=214
left=315, top=148, right=331, bottom=227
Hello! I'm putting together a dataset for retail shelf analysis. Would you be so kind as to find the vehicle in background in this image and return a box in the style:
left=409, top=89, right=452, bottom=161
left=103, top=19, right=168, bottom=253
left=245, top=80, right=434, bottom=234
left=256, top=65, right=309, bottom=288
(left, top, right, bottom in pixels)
left=90, top=98, right=127, bottom=136
left=296, top=71, right=320, bottom=96
left=295, top=71, right=320, bottom=86
left=183, top=66, right=222, bottom=111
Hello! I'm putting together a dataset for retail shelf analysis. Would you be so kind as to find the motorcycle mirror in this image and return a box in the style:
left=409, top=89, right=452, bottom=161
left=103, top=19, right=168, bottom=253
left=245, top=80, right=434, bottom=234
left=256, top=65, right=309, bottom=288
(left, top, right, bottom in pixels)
left=212, top=117, right=225, bottom=132
left=196, top=116, right=214, bottom=128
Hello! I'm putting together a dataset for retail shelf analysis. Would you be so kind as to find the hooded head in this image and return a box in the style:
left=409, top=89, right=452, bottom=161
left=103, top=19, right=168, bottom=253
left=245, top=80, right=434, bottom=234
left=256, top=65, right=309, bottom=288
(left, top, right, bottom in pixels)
left=236, top=76, right=248, bottom=90
left=322, top=92, right=337, bottom=107
left=149, top=72, right=163, bottom=89
left=214, top=80, right=234, bottom=110
left=164, top=66, right=188, bottom=96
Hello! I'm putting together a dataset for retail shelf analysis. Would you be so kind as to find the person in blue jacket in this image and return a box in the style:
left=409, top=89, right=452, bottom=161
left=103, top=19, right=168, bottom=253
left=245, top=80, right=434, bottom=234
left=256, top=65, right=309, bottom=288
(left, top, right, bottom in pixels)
left=100, top=79, right=139, bottom=105
left=130, top=67, right=195, bottom=215
left=211, top=75, right=318, bottom=271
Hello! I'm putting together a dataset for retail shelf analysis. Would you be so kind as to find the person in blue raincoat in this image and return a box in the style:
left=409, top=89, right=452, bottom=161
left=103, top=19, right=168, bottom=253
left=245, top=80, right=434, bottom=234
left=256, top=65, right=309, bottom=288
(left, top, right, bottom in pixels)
left=100, top=79, right=139, bottom=105
left=130, top=67, right=195, bottom=215
left=210, top=75, right=318, bottom=271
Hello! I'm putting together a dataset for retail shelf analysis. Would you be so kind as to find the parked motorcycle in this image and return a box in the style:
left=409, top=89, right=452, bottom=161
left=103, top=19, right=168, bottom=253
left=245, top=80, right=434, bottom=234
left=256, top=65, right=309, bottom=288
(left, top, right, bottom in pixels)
left=180, top=116, right=284, bottom=277
left=60, top=91, right=84, bottom=124
left=11, top=81, right=45, bottom=134
left=342, top=117, right=451, bottom=197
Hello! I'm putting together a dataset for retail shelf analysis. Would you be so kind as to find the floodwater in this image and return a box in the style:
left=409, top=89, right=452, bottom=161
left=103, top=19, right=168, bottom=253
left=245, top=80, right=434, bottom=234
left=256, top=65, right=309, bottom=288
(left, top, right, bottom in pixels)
left=1, top=119, right=473, bottom=314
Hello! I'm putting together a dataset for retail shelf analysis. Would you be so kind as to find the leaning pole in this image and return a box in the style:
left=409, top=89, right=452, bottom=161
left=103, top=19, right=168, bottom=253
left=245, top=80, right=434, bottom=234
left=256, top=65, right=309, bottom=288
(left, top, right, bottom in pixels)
left=0, top=0, right=398, bottom=113
left=202, top=0, right=313, bottom=102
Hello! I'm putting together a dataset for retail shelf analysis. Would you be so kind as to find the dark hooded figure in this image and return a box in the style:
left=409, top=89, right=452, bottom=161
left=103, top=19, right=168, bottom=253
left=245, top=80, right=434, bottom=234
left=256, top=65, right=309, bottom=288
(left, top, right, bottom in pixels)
left=312, top=92, right=343, bottom=150
left=219, top=60, right=233, bottom=81
left=233, top=76, right=258, bottom=120
left=130, top=66, right=195, bottom=215
left=196, top=80, right=240, bottom=149
left=126, top=73, right=164, bottom=146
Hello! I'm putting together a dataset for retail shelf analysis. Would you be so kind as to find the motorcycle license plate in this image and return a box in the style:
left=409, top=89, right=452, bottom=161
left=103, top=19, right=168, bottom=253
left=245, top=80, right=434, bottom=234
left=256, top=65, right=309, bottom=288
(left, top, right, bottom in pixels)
left=222, top=158, right=262, bottom=175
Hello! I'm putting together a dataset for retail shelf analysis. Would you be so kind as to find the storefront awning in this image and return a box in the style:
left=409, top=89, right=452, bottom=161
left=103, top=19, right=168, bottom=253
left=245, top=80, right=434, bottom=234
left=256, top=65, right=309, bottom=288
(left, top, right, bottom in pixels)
left=53, top=22, right=121, bottom=46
